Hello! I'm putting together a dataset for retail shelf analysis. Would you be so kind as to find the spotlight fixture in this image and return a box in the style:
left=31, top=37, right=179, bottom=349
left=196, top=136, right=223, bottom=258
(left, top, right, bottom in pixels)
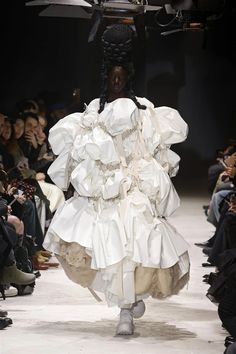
left=25, top=0, right=228, bottom=41
left=25, top=0, right=162, bottom=41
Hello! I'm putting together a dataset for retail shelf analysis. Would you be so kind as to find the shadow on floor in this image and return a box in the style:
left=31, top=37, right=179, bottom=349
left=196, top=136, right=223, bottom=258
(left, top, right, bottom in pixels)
left=29, top=319, right=196, bottom=341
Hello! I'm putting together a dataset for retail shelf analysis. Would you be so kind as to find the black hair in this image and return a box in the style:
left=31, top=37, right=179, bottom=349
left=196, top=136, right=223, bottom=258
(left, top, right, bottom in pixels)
left=20, top=112, right=39, bottom=122
left=15, top=99, right=39, bottom=116
left=99, top=24, right=146, bottom=113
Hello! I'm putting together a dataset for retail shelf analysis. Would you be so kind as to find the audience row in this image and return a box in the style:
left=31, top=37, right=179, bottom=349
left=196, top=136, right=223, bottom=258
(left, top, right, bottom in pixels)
left=0, top=95, right=73, bottom=329
left=195, top=140, right=236, bottom=354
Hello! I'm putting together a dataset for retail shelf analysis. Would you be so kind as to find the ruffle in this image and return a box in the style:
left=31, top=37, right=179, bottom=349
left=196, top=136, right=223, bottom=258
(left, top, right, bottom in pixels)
left=48, top=112, right=83, bottom=155
left=44, top=189, right=188, bottom=271
left=44, top=192, right=189, bottom=307
left=48, top=112, right=83, bottom=190
left=125, top=158, right=180, bottom=215
left=80, top=98, right=100, bottom=128
left=155, top=148, right=180, bottom=177
left=44, top=97, right=190, bottom=306
left=99, top=98, right=139, bottom=136
left=92, top=252, right=190, bottom=306
left=48, top=98, right=188, bottom=195
left=72, top=126, right=119, bottom=164
left=56, top=248, right=189, bottom=307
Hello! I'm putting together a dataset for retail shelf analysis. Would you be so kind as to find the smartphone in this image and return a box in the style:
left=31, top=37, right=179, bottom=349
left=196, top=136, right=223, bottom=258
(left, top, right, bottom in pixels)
left=8, top=189, right=24, bottom=206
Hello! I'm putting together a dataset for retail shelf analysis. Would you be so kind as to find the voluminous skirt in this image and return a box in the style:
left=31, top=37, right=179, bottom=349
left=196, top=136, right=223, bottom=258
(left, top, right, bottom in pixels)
left=44, top=187, right=190, bottom=307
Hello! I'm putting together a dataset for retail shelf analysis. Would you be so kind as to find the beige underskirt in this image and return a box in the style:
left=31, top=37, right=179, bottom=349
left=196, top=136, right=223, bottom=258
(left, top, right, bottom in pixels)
left=57, top=240, right=189, bottom=301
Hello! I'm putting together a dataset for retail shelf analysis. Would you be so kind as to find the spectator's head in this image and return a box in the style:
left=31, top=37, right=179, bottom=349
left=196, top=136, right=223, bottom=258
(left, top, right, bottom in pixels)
left=16, top=99, right=39, bottom=115
left=36, top=120, right=46, bottom=145
left=13, top=116, right=25, bottom=140
left=1, top=117, right=13, bottom=142
left=22, top=112, right=39, bottom=136
left=38, top=115, right=47, bottom=131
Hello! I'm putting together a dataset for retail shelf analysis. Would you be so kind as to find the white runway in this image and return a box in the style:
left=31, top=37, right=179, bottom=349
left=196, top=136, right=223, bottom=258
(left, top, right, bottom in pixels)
left=1, top=194, right=227, bottom=354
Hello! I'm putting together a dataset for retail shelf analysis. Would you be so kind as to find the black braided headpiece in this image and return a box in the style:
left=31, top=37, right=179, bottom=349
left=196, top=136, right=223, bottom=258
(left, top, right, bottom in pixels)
left=102, top=24, right=133, bottom=65
left=99, top=24, right=146, bottom=113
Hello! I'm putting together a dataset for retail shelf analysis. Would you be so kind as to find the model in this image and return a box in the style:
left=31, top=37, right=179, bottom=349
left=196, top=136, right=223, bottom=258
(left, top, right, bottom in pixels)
left=43, top=24, right=190, bottom=335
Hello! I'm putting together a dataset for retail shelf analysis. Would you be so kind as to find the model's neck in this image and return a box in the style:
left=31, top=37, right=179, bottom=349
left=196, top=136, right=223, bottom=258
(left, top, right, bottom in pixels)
left=107, top=92, right=126, bottom=102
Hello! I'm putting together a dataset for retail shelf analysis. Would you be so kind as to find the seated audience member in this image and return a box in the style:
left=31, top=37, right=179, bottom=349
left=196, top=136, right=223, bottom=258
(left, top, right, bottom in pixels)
left=198, top=140, right=236, bottom=352
left=208, top=149, right=227, bottom=195
left=200, top=192, right=236, bottom=265
left=0, top=164, right=51, bottom=264
left=207, top=149, right=236, bottom=227
left=219, top=289, right=236, bottom=341
left=0, top=113, right=15, bottom=171
left=0, top=196, right=36, bottom=296
left=31, top=114, right=54, bottom=174
left=224, top=343, right=236, bottom=354
left=207, top=193, right=236, bottom=266
left=17, top=112, right=41, bottom=169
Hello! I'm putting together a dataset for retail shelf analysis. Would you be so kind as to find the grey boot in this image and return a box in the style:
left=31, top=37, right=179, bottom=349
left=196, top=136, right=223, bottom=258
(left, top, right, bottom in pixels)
left=132, top=300, right=146, bottom=319
left=0, top=264, right=36, bottom=285
left=116, top=308, right=134, bottom=335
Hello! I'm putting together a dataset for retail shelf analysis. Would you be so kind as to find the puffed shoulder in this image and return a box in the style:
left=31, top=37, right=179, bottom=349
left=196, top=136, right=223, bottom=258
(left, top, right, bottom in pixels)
left=136, top=97, right=155, bottom=109
left=85, top=98, right=100, bottom=110
left=153, top=106, right=188, bottom=145
left=49, top=113, right=83, bottom=155
left=137, top=98, right=188, bottom=146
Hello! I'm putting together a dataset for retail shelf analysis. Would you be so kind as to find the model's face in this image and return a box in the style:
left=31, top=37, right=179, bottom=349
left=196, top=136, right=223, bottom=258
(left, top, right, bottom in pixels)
left=107, top=66, right=128, bottom=95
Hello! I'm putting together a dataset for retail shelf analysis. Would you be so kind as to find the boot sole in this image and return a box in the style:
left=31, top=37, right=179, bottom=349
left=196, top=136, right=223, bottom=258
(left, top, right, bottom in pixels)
left=116, top=323, right=134, bottom=335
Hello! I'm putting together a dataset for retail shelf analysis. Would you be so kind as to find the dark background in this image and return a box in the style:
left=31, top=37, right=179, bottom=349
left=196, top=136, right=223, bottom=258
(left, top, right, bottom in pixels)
left=0, top=1, right=236, bottom=189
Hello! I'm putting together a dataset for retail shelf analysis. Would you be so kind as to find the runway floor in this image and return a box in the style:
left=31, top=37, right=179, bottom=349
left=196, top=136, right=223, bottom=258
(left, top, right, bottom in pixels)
left=1, top=193, right=227, bottom=354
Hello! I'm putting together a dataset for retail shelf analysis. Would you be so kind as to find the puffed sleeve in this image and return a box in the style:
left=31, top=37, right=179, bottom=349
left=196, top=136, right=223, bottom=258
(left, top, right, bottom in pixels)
left=47, top=113, right=83, bottom=190
left=48, top=113, right=83, bottom=155
left=153, top=106, right=188, bottom=145
left=140, top=99, right=188, bottom=177
left=154, top=106, right=188, bottom=177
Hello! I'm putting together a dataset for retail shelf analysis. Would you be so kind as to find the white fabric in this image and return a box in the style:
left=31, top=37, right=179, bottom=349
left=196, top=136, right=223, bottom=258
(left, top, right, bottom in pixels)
left=38, top=180, right=65, bottom=213
left=34, top=195, right=46, bottom=234
left=44, top=97, right=189, bottom=306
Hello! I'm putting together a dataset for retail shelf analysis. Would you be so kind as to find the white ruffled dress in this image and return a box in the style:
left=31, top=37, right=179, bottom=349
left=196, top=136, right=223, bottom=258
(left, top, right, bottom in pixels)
left=43, top=97, right=190, bottom=307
